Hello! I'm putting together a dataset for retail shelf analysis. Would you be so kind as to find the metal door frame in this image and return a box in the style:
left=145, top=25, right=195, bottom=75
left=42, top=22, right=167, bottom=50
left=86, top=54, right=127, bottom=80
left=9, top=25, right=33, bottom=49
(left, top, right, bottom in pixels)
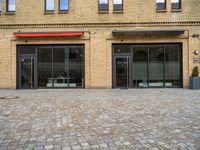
left=17, top=56, right=37, bottom=89
left=113, top=56, right=132, bottom=88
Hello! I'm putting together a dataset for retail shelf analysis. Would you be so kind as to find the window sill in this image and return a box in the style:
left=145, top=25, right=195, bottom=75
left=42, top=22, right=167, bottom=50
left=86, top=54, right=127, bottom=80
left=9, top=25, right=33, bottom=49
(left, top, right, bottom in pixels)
left=171, top=9, right=182, bottom=12
left=113, top=11, right=123, bottom=14
left=58, top=11, right=69, bottom=14
left=156, top=9, right=167, bottom=13
left=5, top=11, right=15, bottom=15
left=44, top=11, right=54, bottom=15
left=98, top=11, right=109, bottom=14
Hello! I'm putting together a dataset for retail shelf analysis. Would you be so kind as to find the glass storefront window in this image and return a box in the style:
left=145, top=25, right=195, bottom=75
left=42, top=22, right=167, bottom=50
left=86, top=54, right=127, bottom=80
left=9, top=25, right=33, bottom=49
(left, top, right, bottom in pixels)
left=38, top=46, right=53, bottom=88
left=19, top=46, right=36, bottom=55
left=18, top=45, right=85, bottom=89
left=165, top=44, right=180, bottom=87
left=53, top=46, right=68, bottom=88
left=113, top=45, right=130, bottom=53
left=149, top=45, right=164, bottom=87
left=113, top=43, right=182, bottom=88
left=132, top=45, right=148, bottom=87
left=69, top=46, right=84, bottom=88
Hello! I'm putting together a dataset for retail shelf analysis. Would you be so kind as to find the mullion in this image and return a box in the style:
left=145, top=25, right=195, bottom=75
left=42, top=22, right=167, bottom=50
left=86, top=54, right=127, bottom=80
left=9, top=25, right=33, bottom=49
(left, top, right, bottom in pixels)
left=147, top=44, right=149, bottom=88
left=163, top=44, right=166, bottom=87
left=67, top=46, right=69, bottom=88
left=52, top=46, right=54, bottom=88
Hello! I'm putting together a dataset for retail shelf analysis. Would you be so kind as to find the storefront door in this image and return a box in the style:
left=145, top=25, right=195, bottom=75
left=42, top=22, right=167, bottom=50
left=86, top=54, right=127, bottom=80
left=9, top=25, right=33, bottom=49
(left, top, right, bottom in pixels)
left=18, top=57, right=37, bottom=89
left=113, top=56, right=131, bottom=88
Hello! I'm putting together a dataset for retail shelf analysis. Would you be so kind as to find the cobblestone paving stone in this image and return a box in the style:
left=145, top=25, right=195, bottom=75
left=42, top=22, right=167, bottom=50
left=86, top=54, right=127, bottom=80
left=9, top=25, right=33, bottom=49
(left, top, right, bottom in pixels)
left=0, top=89, right=200, bottom=150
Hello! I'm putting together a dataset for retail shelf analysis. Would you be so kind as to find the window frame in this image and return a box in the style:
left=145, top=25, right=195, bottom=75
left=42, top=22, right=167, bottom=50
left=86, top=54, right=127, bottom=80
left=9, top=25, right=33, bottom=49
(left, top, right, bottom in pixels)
left=0, top=0, right=2, bottom=12
left=156, top=0, right=167, bottom=11
left=98, top=0, right=109, bottom=12
left=171, top=0, right=181, bottom=10
left=6, top=0, right=16, bottom=12
left=59, top=0, right=69, bottom=12
left=45, top=0, right=55, bottom=12
left=113, top=0, right=123, bottom=12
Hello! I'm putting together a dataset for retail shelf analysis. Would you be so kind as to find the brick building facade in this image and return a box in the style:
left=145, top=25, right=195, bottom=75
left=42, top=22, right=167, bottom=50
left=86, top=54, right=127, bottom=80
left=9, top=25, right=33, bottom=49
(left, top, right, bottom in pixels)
left=0, top=0, right=200, bottom=89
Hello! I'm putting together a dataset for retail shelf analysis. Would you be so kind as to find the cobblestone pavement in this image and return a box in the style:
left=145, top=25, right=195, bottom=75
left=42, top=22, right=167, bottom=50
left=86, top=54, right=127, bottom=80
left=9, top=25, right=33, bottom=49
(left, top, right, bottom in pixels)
left=0, top=89, right=200, bottom=150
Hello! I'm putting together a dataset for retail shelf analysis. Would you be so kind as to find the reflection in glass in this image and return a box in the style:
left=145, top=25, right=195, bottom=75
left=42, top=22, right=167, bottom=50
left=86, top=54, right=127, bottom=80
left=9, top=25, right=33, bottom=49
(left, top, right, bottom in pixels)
left=21, top=58, right=34, bottom=89
left=156, top=0, right=166, bottom=10
left=165, top=44, right=180, bottom=87
left=59, top=0, right=68, bottom=11
left=7, top=0, right=15, bottom=11
left=45, top=0, right=54, bottom=11
left=171, top=0, right=181, bottom=9
left=113, top=0, right=123, bottom=11
left=19, top=46, right=36, bottom=55
left=114, top=45, right=130, bottom=53
left=99, top=0, right=108, bottom=11
left=149, top=45, right=164, bottom=87
left=0, top=0, right=2, bottom=12
left=132, top=45, right=148, bottom=87
left=38, top=46, right=53, bottom=88
left=53, top=46, right=68, bottom=87
left=69, top=46, right=84, bottom=88
left=116, top=57, right=129, bottom=88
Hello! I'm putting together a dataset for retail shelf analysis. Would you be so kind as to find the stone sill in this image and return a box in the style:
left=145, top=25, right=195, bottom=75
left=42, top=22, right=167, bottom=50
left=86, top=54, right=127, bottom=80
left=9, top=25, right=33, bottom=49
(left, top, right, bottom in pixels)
left=44, top=11, right=54, bottom=15
left=156, top=9, right=167, bottom=13
left=58, top=11, right=69, bottom=14
left=171, top=9, right=182, bottom=12
left=113, top=11, right=123, bottom=14
left=5, top=12, right=16, bottom=15
left=98, top=11, right=109, bottom=14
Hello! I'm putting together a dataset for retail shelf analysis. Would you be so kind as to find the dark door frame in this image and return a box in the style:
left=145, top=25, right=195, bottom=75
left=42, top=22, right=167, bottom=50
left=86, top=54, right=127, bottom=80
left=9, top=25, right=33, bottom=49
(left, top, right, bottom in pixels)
left=17, top=56, right=37, bottom=89
left=113, top=55, right=132, bottom=88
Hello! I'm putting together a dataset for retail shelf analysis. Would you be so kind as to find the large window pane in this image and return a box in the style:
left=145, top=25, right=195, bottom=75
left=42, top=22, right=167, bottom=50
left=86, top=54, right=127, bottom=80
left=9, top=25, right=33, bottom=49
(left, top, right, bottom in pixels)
left=165, top=44, right=180, bottom=87
left=113, top=45, right=130, bottom=53
left=149, top=45, right=164, bottom=87
left=59, top=0, right=69, bottom=11
left=69, top=46, right=84, bottom=88
left=132, top=45, right=148, bottom=87
left=53, top=46, right=68, bottom=88
left=38, top=46, right=53, bottom=88
left=45, top=0, right=54, bottom=11
left=113, top=0, right=123, bottom=11
left=19, top=46, right=36, bottom=55
left=171, top=0, right=181, bottom=9
left=99, top=0, right=109, bottom=11
left=7, top=0, right=15, bottom=11
left=156, top=0, right=166, bottom=10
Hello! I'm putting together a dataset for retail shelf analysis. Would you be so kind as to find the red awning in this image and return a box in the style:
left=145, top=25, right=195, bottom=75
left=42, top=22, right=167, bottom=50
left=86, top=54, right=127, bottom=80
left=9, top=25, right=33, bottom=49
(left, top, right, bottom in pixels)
left=14, top=32, right=84, bottom=37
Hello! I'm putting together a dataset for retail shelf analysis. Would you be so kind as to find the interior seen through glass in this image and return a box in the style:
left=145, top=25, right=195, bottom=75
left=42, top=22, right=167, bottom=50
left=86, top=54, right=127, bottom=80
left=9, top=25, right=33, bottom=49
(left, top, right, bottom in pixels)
left=19, top=45, right=84, bottom=88
left=113, top=44, right=181, bottom=88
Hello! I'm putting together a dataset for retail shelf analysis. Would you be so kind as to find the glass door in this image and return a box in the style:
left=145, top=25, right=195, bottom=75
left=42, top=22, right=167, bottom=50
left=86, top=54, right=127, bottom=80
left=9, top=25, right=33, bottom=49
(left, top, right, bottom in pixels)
left=18, top=57, right=37, bottom=89
left=114, top=56, right=131, bottom=88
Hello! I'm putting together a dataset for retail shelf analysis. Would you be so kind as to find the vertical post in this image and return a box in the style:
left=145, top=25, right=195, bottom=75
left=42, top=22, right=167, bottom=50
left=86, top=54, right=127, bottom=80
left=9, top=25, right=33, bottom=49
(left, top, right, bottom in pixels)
left=31, top=58, right=33, bottom=88
left=127, top=56, right=129, bottom=89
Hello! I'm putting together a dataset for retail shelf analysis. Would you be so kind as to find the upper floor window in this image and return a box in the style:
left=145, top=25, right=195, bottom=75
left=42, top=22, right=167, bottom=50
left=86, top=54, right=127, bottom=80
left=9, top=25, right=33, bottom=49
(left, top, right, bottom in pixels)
left=113, top=0, right=123, bottom=11
left=45, top=0, right=54, bottom=11
left=59, top=0, right=69, bottom=11
left=156, top=0, right=166, bottom=10
left=0, top=0, right=2, bottom=12
left=171, top=0, right=181, bottom=10
left=98, top=0, right=109, bottom=11
left=7, top=0, right=16, bottom=12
